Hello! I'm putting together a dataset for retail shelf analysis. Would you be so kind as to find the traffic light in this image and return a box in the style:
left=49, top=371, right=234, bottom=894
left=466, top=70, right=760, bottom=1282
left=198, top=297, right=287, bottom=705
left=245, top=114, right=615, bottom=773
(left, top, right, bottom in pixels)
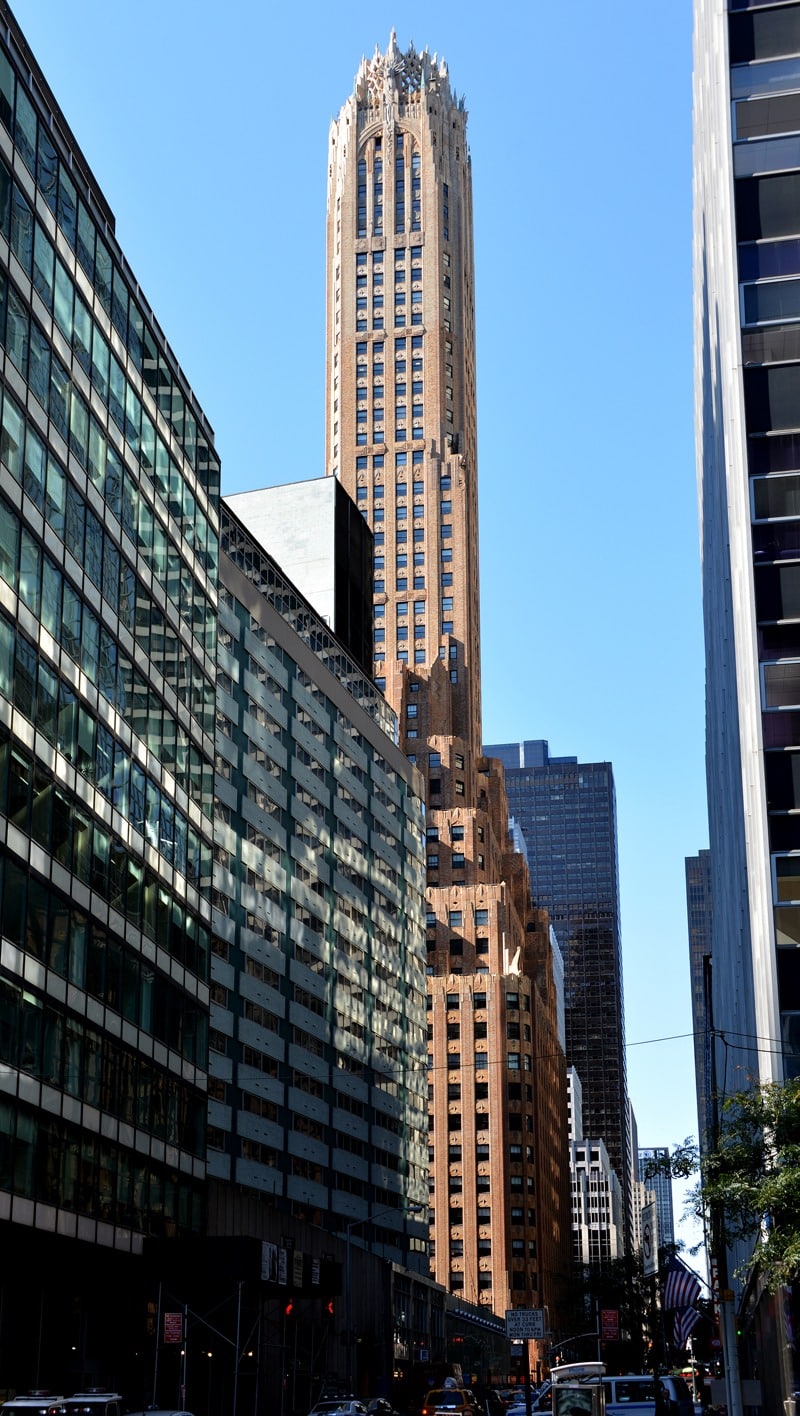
left=284, top=1299, right=294, bottom=1319
left=325, top=1299, right=335, bottom=1318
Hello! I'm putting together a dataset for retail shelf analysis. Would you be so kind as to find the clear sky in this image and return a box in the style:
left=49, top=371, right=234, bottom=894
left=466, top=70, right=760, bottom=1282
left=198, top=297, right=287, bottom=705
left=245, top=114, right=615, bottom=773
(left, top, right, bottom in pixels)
left=13, top=0, right=704, bottom=1250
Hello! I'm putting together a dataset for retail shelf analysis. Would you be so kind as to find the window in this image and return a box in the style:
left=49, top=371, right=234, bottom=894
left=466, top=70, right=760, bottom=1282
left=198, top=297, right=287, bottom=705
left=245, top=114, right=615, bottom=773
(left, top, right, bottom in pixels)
left=449, top=911, right=463, bottom=928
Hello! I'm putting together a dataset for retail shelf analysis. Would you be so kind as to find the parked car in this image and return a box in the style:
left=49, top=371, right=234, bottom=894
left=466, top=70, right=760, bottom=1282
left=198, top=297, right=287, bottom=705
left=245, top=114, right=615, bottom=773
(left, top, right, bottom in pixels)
left=367, top=1402, right=400, bottom=1416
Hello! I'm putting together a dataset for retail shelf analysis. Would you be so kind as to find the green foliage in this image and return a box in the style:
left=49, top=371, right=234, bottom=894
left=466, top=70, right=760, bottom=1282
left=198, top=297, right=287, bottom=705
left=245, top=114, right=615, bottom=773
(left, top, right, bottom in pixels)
left=642, top=1138, right=698, bottom=1182
left=696, top=1077, right=800, bottom=1293
left=645, top=1083, right=800, bottom=1291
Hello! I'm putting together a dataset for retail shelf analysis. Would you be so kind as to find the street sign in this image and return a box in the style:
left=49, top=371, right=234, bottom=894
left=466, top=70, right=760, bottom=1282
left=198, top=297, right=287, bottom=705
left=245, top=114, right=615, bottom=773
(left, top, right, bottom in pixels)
left=641, top=1201, right=658, bottom=1278
left=419, top=1348, right=429, bottom=1362
left=164, top=1312, right=183, bottom=1344
left=600, top=1308, right=619, bottom=1341
left=505, top=1309, right=545, bottom=1340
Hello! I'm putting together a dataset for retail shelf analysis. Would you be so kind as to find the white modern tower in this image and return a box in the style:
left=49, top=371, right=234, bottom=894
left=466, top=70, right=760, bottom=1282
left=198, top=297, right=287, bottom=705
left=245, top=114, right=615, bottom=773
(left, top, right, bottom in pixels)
left=694, top=0, right=800, bottom=1404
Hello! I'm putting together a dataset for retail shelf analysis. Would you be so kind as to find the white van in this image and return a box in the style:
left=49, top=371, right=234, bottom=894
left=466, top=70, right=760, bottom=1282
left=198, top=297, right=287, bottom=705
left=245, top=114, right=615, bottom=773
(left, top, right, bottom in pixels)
left=66, top=1393, right=123, bottom=1416
left=2, top=1396, right=66, bottom=1416
left=601, top=1375, right=692, bottom=1416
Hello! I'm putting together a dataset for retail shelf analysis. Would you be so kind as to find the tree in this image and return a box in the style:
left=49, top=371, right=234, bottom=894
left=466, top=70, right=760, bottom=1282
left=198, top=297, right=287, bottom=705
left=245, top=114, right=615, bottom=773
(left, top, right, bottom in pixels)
left=695, top=1076, right=800, bottom=1293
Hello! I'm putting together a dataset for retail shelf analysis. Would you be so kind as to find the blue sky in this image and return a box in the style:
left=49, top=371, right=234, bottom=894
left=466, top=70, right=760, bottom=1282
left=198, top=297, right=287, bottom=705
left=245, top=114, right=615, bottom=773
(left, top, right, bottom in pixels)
left=14, top=0, right=704, bottom=1247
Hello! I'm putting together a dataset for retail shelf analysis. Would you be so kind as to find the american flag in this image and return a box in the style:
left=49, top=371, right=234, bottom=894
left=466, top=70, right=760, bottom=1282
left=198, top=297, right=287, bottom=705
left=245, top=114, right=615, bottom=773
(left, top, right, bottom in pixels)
left=663, top=1256, right=702, bottom=1312
left=673, top=1306, right=702, bottom=1351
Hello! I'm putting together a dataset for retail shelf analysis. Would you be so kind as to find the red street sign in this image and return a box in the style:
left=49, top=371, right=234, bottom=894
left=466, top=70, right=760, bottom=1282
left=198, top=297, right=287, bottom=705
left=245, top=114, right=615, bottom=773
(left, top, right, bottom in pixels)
left=164, top=1312, right=183, bottom=1344
left=601, top=1309, right=619, bottom=1341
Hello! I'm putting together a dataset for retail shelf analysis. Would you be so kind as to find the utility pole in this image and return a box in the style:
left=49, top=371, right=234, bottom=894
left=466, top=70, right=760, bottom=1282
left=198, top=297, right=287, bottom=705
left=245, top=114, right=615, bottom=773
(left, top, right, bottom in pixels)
left=704, top=976, right=743, bottom=1416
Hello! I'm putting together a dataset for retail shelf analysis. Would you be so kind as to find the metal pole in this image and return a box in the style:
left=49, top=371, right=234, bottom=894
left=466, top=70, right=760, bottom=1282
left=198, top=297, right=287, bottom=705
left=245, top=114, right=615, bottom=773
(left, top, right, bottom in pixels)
left=253, top=1298, right=261, bottom=1416
left=153, top=1281, right=163, bottom=1407
left=232, top=1281, right=243, bottom=1416
left=292, top=1316, right=299, bottom=1412
left=595, top=1300, right=601, bottom=1364
left=181, top=1305, right=189, bottom=1410
left=346, top=1225, right=353, bottom=1392
left=280, top=1311, right=287, bottom=1416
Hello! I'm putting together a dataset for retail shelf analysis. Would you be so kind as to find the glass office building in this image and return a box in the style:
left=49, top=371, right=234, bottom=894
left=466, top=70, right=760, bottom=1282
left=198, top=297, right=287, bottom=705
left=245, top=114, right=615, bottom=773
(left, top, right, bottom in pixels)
left=0, top=2, right=218, bottom=1382
left=208, top=502, right=429, bottom=1265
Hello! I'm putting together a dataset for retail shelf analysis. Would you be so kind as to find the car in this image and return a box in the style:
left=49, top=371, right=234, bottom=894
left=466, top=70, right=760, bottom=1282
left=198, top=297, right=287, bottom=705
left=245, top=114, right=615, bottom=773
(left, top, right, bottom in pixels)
left=420, top=1391, right=480, bottom=1416
left=367, top=1402, right=400, bottom=1416
left=308, top=1403, right=368, bottom=1416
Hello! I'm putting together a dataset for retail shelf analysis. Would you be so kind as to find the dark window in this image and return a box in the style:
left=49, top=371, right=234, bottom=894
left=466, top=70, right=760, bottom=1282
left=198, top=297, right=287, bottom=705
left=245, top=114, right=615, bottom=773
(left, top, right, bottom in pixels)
left=729, top=6, right=800, bottom=64
left=736, top=91, right=800, bottom=141
left=745, top=364, right=800, bottom=433
left=736, top=172, right=800, bottom=241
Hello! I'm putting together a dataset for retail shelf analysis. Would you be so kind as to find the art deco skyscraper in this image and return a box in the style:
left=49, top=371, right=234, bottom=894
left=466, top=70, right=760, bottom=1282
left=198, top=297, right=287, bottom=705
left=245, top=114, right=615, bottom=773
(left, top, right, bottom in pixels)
left=326, top=33, right=480, bottom=748
left=326, top=36, right=572, bottom=1323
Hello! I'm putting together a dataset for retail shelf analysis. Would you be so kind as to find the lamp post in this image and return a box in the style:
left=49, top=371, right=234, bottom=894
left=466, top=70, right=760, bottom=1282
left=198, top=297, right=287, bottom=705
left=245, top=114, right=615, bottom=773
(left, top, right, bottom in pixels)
left=345, top=1202, right=425, bottom=1393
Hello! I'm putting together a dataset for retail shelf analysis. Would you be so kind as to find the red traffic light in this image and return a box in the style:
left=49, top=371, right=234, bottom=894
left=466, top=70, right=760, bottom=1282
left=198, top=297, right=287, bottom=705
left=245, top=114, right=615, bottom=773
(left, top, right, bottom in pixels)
left=325, top=1299, right=335, bottom=1317
left=284, top=1300, right=294, bottom=1318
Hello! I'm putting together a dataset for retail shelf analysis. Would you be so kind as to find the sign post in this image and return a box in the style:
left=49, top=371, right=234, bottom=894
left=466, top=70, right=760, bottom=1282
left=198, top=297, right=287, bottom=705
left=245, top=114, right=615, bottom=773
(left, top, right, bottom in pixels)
left=164, top=1312, right=184, bottom=1344
left=600, top=1309, right=619, bottom=1343
left=505, top=1309, right=545, bottom=1341
left=506, top=1311, right=546, bottom=1416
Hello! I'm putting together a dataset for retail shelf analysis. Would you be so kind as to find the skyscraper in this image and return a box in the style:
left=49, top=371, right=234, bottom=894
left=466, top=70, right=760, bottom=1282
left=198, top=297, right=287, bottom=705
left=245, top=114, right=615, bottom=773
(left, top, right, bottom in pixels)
left=0, top=0, right=218, bottom=1382
left=694, top=0, right=800, bottom=1400
left=326, top=37, right=572, bottom=1322
left=482, top=739, right=631, bottom=1247
left=636, top=1147, right=675, bottom=1249
left=695, top=0, right=800, bottom=1096
left=325, top=32, right=480, bottom=751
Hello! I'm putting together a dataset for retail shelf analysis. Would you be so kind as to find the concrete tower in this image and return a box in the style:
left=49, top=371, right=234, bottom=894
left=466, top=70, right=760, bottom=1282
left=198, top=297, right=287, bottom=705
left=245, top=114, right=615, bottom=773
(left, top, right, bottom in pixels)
left=325, top=37, right=572, bottom=1324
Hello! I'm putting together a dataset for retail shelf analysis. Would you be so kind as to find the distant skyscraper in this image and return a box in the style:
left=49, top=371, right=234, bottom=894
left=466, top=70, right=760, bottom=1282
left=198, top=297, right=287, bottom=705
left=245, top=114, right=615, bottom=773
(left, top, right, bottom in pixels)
left=685, top=850, right=713, bottom=1148
left=569, top=1136, right=624, bottom=1268
left=483, top=739, right=631, bottom=1246
left=326, top=38, right=572, bottom=1323
left=637, top=1147, right=675, bottom=1248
